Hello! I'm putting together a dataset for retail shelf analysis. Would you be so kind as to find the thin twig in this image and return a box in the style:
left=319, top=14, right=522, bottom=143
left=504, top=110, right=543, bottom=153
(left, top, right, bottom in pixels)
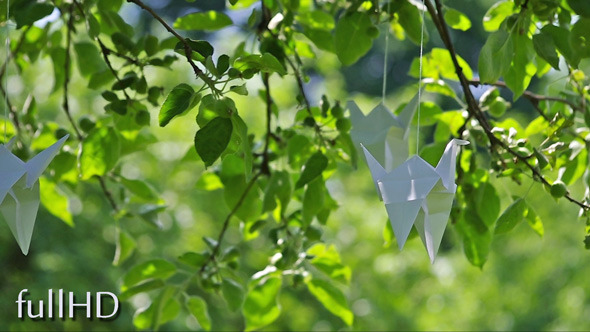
left=469, top=79, right=582, bottom=112
left=96, top=38, right=131, bottom=100
left=199, top=172, right=262, bottom=274
left=98, top=176, right=119, bottom=211
left=63, top=5, right=83, bottom=141
left=126, top=0, right=217, bottom=91
left=261, top=73, right=272, bottom=175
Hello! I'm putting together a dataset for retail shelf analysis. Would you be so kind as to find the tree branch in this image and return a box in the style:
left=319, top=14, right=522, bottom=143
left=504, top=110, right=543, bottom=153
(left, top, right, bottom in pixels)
left=126, top=0, right=217, bottom=92
left=468, top=79, right=583, bottom=112
left=261, top=73, right=272, bottom=175
left=98, top=176, right=119, bottom=211
left=199, top=172, right=262, bottom=274
left=424, top=0, right=590, bottom=210
left=63, top=5, right=83, bottom=141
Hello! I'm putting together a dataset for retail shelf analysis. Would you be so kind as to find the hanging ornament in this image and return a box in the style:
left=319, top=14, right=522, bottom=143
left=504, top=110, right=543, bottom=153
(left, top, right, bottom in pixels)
left=0, top=135, right=69, bottom=255
left=360, top=139, right=468, bottom=263
left=347, top=93, right=419, bottom=174
left=348, top=0, right=468, bottom=262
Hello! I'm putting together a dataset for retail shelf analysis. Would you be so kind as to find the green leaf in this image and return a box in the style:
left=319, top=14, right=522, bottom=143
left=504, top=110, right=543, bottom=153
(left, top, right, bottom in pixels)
left=525, top=203, right=544, bottom=237
left=222, top=278, right=245, bottom=311
left=307, top=243, right=351, bottom=284
left=475, top=182, right=501, bottom=227
left=295, top=152, right=328, bottom=188
left=542, top=25, right=580, bottom=68
left=483, top=1, right=514, bottom=32
left=13, top=2, right=55, bottom=28
left=50, top=47, right=66, bottom=93
left=74, top=42, right=105, bottom=77
left=230, top=115, right=253, bottom=179
left=178, top=252, right=208, bottom=268
left=158, top=83, right=195, bottom=127
left=119, top=279, right=164, bottom=301
left=244, top=276, right=282, bottom=331
left=175, top=39, right=214, bottom=62
left=262, top=170, right=292, bottom=214
left=195, top=117, right=233, bottom=167
left=478, top=28, right=514, bottom=83
left=111, top=32, right=135, bottom=54
left=113, top=230, right=136, bottom=266
left=495, top=198, right=527, bottom=234
left=122, top=259, right=177, bottom=290
left=504, top=33, right=536, bottom=100
left=533, top=31, right=560, bottom=70
left=174, top=11, right=233, bottom=31
left=570, top=18, right=590, bottom=59
left=410, top=48, right=473, bottom=81
left=39, top=178, right=73, bottom=227
left=80, top=127, right=121, bottom=180
left=120, top=177, right=158, bottom=201
left=567, top=0, right=590, bottom=17
left=196, top=172, right=224, bottom=191
left=462, top=229, right=492, bottom=268
left=302, top=177, right=325, bottom=226
left=398, top=1, right=428, bottom=45
left=297, top=10, right=335, bottom=30
left=234, top=53, right=287, bottom=75
left=133, top=287, right=180, bottom=330
left=186, top=296, right=212, bottom=331
left=306, top=278, right=353, bottom=326
left=334, top=12, right=377, bottom=66
left=444, top=8, right=472, bottom=31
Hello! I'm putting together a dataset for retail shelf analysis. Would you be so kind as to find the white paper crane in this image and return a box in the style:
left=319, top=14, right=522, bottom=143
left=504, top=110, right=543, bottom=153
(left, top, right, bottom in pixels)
left=361, top=138, right=469, bottom=262
left=348, top=93, right=420, bottom=173
left=0, top=135, right=69, bottom=255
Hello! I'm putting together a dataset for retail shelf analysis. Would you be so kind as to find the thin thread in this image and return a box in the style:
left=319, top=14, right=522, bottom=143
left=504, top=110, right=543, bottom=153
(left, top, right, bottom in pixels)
left=416, top=0, right=425, bottom=154
left=4, top=0, right=9, bottom=141
left=382, top=1, right=390, bottom=103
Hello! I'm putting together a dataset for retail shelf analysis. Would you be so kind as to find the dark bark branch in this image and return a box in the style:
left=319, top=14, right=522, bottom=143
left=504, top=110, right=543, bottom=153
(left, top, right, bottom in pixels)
left=424, top=0, right=590, bottom=210
left=63, top=5, right=83, bottom=141
left=126, top=0, right=217, bottom=92
left=261, top=73, right=272, bottom=175
left=199, top=172, right=262, bottom=274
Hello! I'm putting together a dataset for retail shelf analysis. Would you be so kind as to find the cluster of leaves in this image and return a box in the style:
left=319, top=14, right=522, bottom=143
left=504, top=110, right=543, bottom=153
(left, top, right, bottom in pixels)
left=3, top=0, right=590, bottom=330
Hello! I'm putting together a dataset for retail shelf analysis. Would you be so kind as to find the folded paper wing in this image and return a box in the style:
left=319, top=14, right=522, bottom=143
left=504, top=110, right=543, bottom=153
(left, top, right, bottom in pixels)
left=348, top=92, right=420, bottom=180
left=362, top=138, right=469, bottom=262
left=0, top=135, right=69, bottom=255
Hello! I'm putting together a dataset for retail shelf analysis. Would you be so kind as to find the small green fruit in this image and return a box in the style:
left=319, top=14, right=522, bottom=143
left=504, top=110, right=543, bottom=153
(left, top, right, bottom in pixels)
left=303, top=116, right=316, bottom=127
left=331, top=103, right=344, bottom=119
left=550, top=180, right=567, bottom=198
left=336, top=118, right=351, bottom=132
left=488, top=98, right=507, bottom=117
left=78, top=116, right=96, bottom=133
left=55, top=128, right=70, bottom=139
left=135, top=110, right=151, bottom=126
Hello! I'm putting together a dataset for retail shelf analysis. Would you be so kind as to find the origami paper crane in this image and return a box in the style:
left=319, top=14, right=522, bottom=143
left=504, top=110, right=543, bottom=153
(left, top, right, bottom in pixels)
left=348, top=93, right=420, bottom=174
left=0, top=135, right=69, bottom=255
left=362, top=138, right=469, bottom=263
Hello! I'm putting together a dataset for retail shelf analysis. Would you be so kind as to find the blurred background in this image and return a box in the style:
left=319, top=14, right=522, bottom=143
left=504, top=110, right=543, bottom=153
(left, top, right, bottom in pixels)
left=1, top=0, right=590, bottom=330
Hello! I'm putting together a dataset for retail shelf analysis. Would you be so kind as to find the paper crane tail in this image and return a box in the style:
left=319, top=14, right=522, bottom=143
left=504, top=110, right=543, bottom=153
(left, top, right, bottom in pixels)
left=0, top=180, right=40, bottom=255
left=0, top=135, right=69, bottom=255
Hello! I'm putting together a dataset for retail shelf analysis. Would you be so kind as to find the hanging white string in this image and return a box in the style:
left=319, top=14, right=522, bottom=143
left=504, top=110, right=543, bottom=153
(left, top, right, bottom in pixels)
left=381, top=1, right=391, bottom=103
left=3, top=0, right=9, bottom=142
left=416, top=0, right=426, bottom=154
